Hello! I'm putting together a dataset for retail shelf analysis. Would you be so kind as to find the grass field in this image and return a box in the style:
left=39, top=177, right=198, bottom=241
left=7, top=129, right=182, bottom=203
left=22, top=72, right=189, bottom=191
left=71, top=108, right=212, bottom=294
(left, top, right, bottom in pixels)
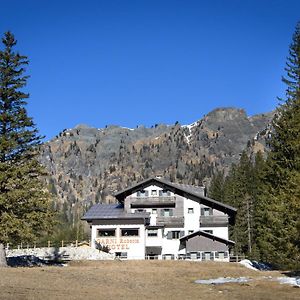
left=0, top=261, right=299, bottom=299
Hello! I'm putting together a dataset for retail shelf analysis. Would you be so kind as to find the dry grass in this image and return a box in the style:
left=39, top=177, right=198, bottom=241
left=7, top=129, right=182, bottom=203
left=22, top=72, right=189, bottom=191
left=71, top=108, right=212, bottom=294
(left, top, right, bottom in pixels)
left=0, top=261, right=299, bottom=299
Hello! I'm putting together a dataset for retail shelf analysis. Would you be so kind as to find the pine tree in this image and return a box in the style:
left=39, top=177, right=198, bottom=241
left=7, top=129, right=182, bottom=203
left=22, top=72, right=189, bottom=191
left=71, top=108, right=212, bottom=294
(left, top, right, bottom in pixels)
left=255, top=22, right=300, bottom=268
left=222, top=152, right=253, bottom=255
left=208, top=170, right=225, bottom=202
left=0, top=32, right=54, bottom=263
left=217, top=151, right=265, bottom=256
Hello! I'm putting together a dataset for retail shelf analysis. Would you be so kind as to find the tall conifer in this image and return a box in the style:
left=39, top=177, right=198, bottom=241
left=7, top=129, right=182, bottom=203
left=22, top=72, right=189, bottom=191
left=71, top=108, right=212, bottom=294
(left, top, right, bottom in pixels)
left=0, top=32, right=54, bottom=256
left=255, top=22, right=300, bottom=268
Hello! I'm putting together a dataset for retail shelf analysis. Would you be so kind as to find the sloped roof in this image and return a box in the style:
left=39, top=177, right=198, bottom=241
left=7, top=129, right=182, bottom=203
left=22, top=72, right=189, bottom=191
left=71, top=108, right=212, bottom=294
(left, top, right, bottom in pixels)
left=180, top=230, right=235, bottom=246
left=114, top=177, right=237, bottom=219
left=82, top=203, right=150, bottom=220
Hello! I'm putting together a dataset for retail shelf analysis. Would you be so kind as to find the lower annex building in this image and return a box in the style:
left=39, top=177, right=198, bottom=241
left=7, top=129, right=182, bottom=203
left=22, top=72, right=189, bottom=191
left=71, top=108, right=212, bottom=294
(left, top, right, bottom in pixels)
left=82, top=177, right=236, bottom=260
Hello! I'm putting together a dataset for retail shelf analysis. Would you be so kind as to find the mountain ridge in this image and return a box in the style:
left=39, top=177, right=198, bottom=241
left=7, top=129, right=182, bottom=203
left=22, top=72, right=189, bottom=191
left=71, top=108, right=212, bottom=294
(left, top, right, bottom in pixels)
left=39, top=107, right=274, bottom=222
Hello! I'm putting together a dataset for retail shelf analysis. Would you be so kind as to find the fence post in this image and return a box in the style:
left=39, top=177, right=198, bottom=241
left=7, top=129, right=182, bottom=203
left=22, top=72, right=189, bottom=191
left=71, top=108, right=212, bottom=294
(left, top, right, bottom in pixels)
left=34, top=242, right=36, bottom=249
left=75, top=240, right=78, bottom=248
left=61, top=240, right=64, bottom=248
left=48, top=240, right=50, bottom=248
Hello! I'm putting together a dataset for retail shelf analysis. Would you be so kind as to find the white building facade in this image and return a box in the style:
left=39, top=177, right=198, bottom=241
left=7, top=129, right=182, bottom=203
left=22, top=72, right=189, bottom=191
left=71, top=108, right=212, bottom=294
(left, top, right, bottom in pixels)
left=82, top=178, right=236, bottom=261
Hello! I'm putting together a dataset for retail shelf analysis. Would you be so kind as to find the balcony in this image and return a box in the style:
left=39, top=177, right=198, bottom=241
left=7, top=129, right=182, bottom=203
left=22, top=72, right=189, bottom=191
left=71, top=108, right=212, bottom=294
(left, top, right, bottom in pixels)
left=200, top=215, right=229, bottom=226
left=156, top=216, right=184, bottom=227
left=130, top=196, right=176, bottom=208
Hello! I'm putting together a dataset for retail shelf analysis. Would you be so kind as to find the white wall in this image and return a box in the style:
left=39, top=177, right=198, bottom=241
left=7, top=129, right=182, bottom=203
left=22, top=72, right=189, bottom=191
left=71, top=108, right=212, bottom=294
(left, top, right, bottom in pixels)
left=198, top=226, right=229, bottom=240
left=92, top=224, right=145, bottom=259
left=183, top=198, right=201, bottom=234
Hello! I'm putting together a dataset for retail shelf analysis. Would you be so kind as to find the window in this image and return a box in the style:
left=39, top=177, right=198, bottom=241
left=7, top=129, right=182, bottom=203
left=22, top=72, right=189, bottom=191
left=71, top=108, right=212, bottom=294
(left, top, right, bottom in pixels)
left=167, top=231, right=180, bottom=239
left=202, top=252, right=213, bottom=261
left=97, top=229, right=115, bottom=237
left=188, top=208, right=194, bottom=214
left=147, top=229, right=158, bottom=237
left=121, top=228, right=139, bottom=237
left=151, top=190, right=157, bottom=196
left=152, top=208, right=157, bottom=214
left=161, top=209, right=173, bottom=217
left=135, top=209, right=146, bottom=213
left=160, top=189, right=171, bottom=197
left=201, top=207, right=213, bottom=216
left=139, top=190, right=149, bottom=197
left=203, top=230, right=213, bottom=234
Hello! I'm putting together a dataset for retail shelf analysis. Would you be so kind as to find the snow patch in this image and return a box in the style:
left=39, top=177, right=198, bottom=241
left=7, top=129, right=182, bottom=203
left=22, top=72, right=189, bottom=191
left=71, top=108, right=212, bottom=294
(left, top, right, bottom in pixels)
left=120, top=126, right=134, bottom=131
left=182, top=121, right=198, bottom=143
left=276, top=277, right=300, bottom=287
left=195, top=277, right=250, bottom=285
left=6, top=246, right=114, bottom=261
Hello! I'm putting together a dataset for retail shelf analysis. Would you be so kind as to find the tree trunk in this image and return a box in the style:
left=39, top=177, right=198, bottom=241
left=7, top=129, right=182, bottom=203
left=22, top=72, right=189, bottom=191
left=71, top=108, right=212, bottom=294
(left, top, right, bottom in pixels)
left=0, top=243, right=8, bottom=267
left=246, top=196, right=252, bottom=254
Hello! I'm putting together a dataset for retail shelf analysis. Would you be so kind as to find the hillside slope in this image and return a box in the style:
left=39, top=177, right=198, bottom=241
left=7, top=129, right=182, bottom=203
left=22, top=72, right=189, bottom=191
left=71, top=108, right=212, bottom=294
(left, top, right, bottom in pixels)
left=39, top=107, right=274, bottom=221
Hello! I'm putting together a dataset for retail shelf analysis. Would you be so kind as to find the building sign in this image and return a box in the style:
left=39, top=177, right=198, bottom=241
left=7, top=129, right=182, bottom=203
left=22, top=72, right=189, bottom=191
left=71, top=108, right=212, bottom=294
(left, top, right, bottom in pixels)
left=96, top=238, right=139, bottom=250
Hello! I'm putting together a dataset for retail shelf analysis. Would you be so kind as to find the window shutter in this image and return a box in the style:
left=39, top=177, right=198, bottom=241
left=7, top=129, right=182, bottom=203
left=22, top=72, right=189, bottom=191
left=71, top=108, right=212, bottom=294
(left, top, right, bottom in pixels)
left=200, top=208, right=204, bottom=216
left=209, top=208, right=213, bottom=215
left=215, top=252, right=219, bottom=259
left=167, top=231, right=172, bottom=239
left=224, top=251, right=228, bottom=258
left=201, top=252, right=205, bottom=260
left=161, top=210, right=164, bottom=216
left=169, top=209, right=173, bottom=216
left=196, top=252, right=201, bottom=259
left=179, top=231, right=185, bottom=238
left=210, top=252, right=214, bottom=260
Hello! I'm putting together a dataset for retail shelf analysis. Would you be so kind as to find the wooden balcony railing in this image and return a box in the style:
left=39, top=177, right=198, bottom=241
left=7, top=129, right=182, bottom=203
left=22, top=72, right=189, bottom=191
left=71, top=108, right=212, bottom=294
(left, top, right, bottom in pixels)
left=156, top=216, right=184, bottom=227
left=130, top=196, right=176, bottom=208
left=200, top=215, right=229, bottom=226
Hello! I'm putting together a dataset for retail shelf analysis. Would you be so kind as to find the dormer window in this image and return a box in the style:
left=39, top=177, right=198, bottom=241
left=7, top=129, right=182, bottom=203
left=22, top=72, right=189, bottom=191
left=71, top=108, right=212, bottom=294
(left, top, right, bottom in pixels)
left=151, top=190, right=157, bottom=196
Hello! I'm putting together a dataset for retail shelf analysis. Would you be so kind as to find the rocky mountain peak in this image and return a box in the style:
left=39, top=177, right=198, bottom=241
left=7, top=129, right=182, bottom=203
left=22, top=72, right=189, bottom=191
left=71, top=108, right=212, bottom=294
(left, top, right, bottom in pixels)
left=39, top=107, right=274, bottom=222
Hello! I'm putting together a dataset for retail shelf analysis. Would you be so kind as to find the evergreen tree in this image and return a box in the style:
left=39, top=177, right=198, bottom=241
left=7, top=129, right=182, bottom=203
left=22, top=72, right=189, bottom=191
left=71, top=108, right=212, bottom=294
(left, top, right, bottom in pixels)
left=223, top=152, right=254, bottom=255
left=255, top=22, right=300, bottom=268
left=0, top=32, right=54, bottom=258
left=208, top=170, right=225, bottom=202
left=214, top=151, right=265, bottom=256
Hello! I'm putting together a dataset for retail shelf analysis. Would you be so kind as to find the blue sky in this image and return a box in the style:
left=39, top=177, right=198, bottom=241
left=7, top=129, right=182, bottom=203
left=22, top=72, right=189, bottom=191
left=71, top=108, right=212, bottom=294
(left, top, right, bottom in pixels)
left=0, top=0, right=299, bottom=139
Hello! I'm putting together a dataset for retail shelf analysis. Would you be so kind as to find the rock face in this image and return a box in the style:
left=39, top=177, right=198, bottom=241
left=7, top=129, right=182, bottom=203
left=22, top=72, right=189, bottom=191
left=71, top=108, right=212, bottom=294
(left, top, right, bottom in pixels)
left=39, top=107, right=274, bottom=221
